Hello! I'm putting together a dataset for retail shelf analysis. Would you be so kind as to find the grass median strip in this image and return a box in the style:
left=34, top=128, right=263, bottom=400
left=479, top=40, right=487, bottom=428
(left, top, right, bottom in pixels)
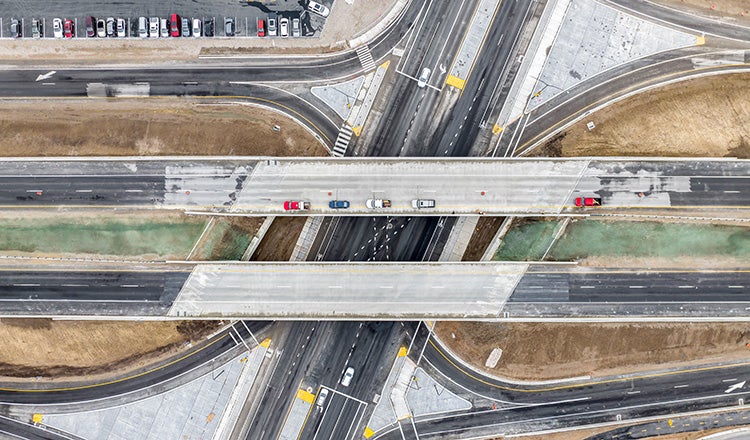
left=0, top=215, right=206, bottom=259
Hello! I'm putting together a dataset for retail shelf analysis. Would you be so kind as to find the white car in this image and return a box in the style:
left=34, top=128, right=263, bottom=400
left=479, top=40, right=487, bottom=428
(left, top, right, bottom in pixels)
left=316, top=388, right=329, bottom=407
left=117, top=18, right=126, bottom=37
left=149, top=17, right=159, bottom=38
left=292, top=18, right=300, bottom=37
left=412, top=199, right=436, bottom=209
left=340, top=367, right=354, bottom=387
left=160, top=18, right=168, bottom=38
left=417, top=67, right=431, bottom=88
left=366, top=199, right=391, bottom=209
left=53, top=18, right=63, bottom=38
left=307, top=1, right=330, bottom=17
left=138, top=17, right=148, bottom=38
left=192, top=18, right=202, bottom=37
left=279, top=17, right=289, bottom=37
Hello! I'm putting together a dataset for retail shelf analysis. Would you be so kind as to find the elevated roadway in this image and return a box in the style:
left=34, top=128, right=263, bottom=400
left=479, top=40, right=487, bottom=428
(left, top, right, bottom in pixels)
left=0, top=157, right=746, bottom=215
left=1, top=263, right=748, bottom=320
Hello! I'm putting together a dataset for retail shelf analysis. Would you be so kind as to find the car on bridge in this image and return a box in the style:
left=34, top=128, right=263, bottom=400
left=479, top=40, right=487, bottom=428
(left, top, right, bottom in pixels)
left=329, top=200, right=350, bottom=209
left=284, top=200, right=310, bottom=211
left=412, top=199, right=436, bottom=209
left=366, top=199, right=391, bottom=209
left=575, top=197, right=602, bottom=207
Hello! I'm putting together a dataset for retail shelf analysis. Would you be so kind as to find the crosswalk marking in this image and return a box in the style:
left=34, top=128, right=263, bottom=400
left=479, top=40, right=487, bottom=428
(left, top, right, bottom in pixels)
left=332, top=124, right=353, bottom=157
left=355, top=45, right=376, bottom=71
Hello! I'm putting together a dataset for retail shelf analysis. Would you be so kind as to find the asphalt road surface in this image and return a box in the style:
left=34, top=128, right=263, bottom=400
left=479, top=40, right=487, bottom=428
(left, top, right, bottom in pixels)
left=371, top=325, right=750, bottom=438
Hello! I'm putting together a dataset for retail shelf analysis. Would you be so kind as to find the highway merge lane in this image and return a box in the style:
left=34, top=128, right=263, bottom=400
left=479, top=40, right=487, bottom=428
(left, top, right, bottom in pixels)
left=0, top=157, right=746, bottom=214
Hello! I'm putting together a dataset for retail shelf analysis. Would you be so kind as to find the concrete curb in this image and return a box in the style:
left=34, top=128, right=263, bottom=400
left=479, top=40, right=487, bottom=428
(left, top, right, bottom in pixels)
left=348, top=0, right=410, bottom=48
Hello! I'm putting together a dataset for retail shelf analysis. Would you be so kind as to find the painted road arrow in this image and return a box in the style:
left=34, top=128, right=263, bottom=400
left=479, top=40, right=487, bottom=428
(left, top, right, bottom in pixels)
left=724, top=380, right=746, bottom=393
left=35, top=71, right=57, bottom=82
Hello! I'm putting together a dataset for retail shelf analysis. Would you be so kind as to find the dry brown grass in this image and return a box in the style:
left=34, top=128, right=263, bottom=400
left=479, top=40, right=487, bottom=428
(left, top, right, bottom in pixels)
left=252, top=216, right=307, bottom=261
left=435, top=322, right=750, bottom=381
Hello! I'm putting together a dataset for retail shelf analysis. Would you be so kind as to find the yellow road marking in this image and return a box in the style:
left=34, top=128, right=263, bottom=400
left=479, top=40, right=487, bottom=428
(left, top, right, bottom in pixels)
left=398, top=346, right=407, bottom=357
left=492, top=124, right=503, bottom=134
left=352, top=126, right=363, bottom=136
left=445, top=75, right=466, bottom=90
left=696, top=35, right=705, bottom=45
left=260, top=338, right=271, bottom=348
left=297, top=388, right=315, bottom=404
left=31, top=414, right=42, bottom=423
left=363, top=426, right=375, bottom=438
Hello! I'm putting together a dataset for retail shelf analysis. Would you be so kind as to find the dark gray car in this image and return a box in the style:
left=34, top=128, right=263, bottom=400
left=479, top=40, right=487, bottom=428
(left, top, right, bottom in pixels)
left=181, top=17, right=191, bottom=37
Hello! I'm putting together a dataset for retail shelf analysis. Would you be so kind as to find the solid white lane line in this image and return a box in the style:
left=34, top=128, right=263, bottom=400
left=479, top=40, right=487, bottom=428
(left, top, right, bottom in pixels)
left=674, top=384, right=689, bottom=388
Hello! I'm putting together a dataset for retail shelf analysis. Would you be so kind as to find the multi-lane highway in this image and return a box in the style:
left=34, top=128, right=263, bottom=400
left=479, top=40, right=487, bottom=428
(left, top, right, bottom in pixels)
left=1, top=158, right=747, bottom=215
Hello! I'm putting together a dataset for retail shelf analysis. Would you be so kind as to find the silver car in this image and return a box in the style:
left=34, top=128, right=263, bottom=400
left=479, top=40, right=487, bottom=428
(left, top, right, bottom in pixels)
left=292, top=18, right=300, bottom=37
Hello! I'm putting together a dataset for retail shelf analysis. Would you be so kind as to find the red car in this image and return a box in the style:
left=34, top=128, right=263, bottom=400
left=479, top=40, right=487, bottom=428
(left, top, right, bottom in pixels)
left=283, top=200, right=310, bottom=211
left=170, top=13, right=181, bottom=37
left=257, top=18, right=265, bottom=37
left=64, top=19, right=74, bottom=38
left=575, top=197, right=602, bottom=207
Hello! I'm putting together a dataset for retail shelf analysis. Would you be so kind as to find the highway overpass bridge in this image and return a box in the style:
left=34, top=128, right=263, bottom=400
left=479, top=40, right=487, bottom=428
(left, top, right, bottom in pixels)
left=0, top=157, right=747, bottom=214
left=1, top=262, right=747, bottom=320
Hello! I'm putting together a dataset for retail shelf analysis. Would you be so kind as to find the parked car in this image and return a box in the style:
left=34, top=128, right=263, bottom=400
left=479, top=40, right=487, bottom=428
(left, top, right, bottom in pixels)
left=257, top=18, right=265, bottom=37
left=279, top=17, right=289, bottom=37
left=116, top=18, right=126, bottom=37
left=9, top=18, right=21, bottom=38
left=412, top=199, right=436, bottom=209
left=160, top=18, right=168, bottom=38
left=316, top=388, right=329, bottom=407
left=96, top=18, right=106, bottom=37
left=307, top=0, right=330, bottom=17
left=366, top=199, right=391, bottom=209
left=53, top=18, right=63, bottom=38
left=169, top=14, right=181, bottom=37
left=138, top=17, right=148, bottom=38
left=283, top=200, right=310, bottom=211
left=31, top=19, right=42, bottom=39
left=417, top=67, right=431, bottom=88
left=149, top=17, right=159, bottom=38
left=192, top=18, right=201, bottom=37
left=575, top=197, right=602, bottom=207
left=329, top=200, right=350, bottom=209
left=340, top=367, right=354, bottom=387
left=85, top=16, right=96, bottom=38
left=203, top=18, right=214, bottom=37
left=267, top=14, right=277, bottom=37
left=63, top=19, right=74, bottom=38
left=292, top=18, right=300, bottom=37
left=181, top=17, right=191, bottom=37
left=106, top=17, right=115, bottom=37
left=224, top=17, right=235, bottom=36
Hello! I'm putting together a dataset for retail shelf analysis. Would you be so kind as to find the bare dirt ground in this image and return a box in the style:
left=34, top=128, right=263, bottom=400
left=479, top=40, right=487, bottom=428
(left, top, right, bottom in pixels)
left=511, top=425, right=745, bottom=440
left=189, top=216, right=265, bottom=260
left=655, top=0, right=750, bottom=24
left=0, top=0, right=398, bottom=62
left=0, top=99, right=325, bottom=157
left=462, top=217, right=505, bottom=261
left=252, top=216, right=307, bottom=261
left=0, top=319, right=220, bottom=382
left=535, top=74, right=750, bottom=158
left=435, top=322, right=750, bottom=381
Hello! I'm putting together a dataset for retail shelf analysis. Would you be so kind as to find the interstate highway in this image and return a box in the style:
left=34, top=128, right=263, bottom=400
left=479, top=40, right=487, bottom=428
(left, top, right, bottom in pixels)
left=0, top=157, right=747, bottom=214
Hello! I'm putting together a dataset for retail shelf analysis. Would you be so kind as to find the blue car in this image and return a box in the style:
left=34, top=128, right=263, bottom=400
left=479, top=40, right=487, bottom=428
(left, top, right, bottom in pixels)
left=329, top=200, right=350, bottom=209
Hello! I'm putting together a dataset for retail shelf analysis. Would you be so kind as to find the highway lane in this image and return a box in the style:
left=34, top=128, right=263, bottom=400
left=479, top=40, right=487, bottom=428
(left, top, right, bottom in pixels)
left=0, top=269, right=189, bottom=316
left=0, top=321, right=268, bottom=406
left=495, top=45, right=750, bottom=156
left=604, top=0, right=750, bottom=42
left=372, top=325, right=750, bottom=438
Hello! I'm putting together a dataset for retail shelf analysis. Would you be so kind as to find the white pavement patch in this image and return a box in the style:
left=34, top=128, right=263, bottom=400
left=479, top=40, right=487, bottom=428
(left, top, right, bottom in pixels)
left=527, top=0, right=695, bottom=110
left=44, top=352, right=251, bottom=440
left=163, top=163, right=251, bottom=208
left=233, top=159, right=590, bottom=215
left=86, top=83, right=150, bottom=98
left=391, top=358, right=417, bottom=420
left=167, top=262, right=528, bottom=319
left=406, top=367, right=472, bottom=417
left=367, top=354, right=408, bottom=432
left=310, top=76, right=365, bottom=120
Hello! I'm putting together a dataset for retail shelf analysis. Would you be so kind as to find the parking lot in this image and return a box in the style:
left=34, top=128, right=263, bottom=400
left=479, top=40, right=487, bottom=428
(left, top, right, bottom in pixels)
left=0, top=0, right=330, bottom=38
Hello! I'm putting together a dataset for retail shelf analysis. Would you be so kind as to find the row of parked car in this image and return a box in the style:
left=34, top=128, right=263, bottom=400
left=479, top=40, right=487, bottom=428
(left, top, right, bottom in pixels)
left=5, top=2, right=332, bottom=39
left=282, top=199, right=437, bottom=211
